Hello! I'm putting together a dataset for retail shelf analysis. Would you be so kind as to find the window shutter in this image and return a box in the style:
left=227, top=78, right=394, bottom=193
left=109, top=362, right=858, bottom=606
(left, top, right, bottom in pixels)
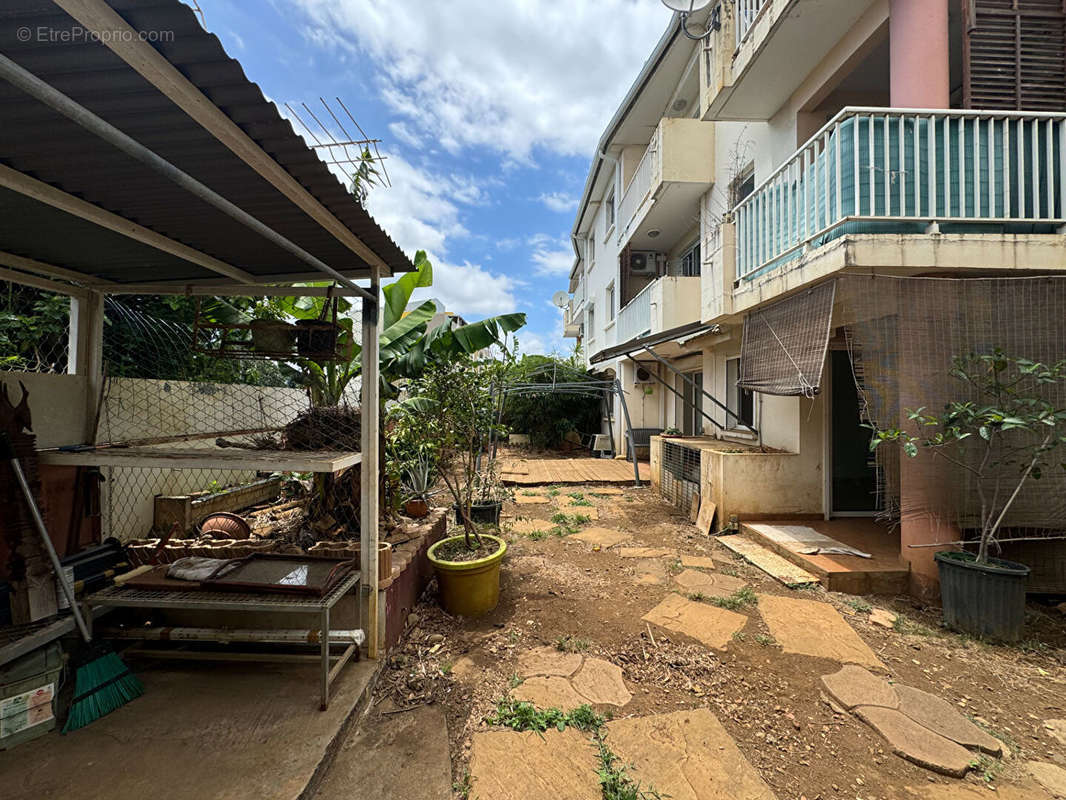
left=964, top=0, right=1066, bottom=111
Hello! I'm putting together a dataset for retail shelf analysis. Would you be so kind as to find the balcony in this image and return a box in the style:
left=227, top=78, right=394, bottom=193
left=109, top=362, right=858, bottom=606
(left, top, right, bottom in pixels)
left=616, top=276, right=702, bottom=345
left=733, top=108, right=1066, bottom=282
left=705, top=0, right=882, bottom=121
left=616, top=118, right=715, bottom=251
left=563, top=302, right=582, bottom=338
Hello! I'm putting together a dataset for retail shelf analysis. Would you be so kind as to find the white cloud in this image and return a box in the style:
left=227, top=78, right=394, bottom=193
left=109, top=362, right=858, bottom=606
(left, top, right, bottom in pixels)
left=538, top=191, right=578, bottom=213
left=529, top=234, right=574, bottom=277
left=289, top=0, right=668, bottom=161
left=409, top=258, right=519, bottom=319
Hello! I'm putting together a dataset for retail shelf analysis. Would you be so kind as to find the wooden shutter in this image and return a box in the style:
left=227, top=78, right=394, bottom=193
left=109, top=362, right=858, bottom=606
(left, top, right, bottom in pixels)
left=963, top=0, right=1066, bottom=111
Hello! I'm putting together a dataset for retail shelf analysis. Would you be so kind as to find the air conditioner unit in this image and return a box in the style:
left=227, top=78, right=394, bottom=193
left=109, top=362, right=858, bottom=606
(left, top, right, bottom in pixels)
left=633, top=364, right=657, bottom=385
left=629, top=251, right=660, bottom=276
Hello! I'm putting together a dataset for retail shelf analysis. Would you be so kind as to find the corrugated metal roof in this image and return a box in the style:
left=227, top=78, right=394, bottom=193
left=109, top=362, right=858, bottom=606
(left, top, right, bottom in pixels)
left=0, top=0, right=412, bottom=284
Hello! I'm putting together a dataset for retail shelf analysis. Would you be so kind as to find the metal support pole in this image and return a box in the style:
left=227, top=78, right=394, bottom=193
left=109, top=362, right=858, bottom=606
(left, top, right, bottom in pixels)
left=626, top=356, right=725, bottom=433
left=640, top=347, right=757, bottom=434
left=602, top=393, right=616, bottom=457
left=0, top=53, right=375, bottom=302
left=614, top=379, right=642, bottom=487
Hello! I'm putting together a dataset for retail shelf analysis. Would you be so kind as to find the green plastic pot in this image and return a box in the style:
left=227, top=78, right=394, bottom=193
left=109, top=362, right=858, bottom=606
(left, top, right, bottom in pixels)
left=427, top=534, right=506, bottom=617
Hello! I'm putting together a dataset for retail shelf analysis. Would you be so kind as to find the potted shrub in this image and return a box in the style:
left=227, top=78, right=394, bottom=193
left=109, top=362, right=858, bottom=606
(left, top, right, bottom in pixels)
left=662, top=426, right=683, bottom=438
left=412, top=355, right=510, bottom=617
left=403, top=455, right=435, bottom=519
left=872, top=350, right=1066, bottom=641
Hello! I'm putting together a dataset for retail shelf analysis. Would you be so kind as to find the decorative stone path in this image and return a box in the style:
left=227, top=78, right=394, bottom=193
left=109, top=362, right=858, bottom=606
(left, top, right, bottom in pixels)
left=1045, top=718, right=1066, bottom=746
left=674, top=569, right=747, bottom=596
left=556, top=497, right=600, bottom=518
left=606, top=709, right=777, bottom=800
left=821, top=665, right=1003, bottom=777
left=758, top=594, right=884, bottom=668
left=468, top=728, right=600, bottom=800
left=631, top=558, right=669, bottom=585
left=568, top=527, right=630, bottom=549
left=642, top=593, right=748, bottom=650
left=510, top=518, right=556, bottom=535
left=511, top=647, right=632, bottom=708
left=618, top=546, right=675, bottom=558
left=514, top=493, right=549, bottom=505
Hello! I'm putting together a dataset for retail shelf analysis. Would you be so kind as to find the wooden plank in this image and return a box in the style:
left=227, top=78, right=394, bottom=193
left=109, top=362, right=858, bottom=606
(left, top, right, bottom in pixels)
left=55, top=0, right=392, bottom=276
left=717, top=535, right=820, bottom=588
left=38, top=446, right=360, bottom=473
left=0, top=265, right=86, bottom=298
left=0, top=164, right=258, bottom=285
left=0, top=250, right=116, bottom=286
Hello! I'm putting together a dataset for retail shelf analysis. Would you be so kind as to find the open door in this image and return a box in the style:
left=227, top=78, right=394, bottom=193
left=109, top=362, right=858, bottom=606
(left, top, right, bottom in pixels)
left=829, top=350, right=879, bottom=515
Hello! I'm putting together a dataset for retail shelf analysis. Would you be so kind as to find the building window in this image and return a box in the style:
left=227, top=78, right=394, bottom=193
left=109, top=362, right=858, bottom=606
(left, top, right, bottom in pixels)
left=725, top=357, right=754, bottom=429
left=605, top=190, right=615, bottom=231
left=606, top=283, right=615, bottom=321
left=586, top=305, right=595, bottom=339
left=587, top=236, right=595, bottom=266
left=679, top=241, right=701, bottom=277
left=729, top=163, right=756, bottom=209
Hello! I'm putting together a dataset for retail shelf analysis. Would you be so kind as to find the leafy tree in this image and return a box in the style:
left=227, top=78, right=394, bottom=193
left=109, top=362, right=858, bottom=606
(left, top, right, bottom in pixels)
left=501, top=355, right=603, bottom=449
left=871, top=349, right=1066, bottom=563
left=0, top=285, right=69, bottom=373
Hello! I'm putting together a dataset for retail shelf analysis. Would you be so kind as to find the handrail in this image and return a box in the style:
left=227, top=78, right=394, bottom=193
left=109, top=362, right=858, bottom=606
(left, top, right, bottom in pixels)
left=732, top=107, right=1066, bottom=280
left=617, top=126, right=660, bottom=245
left=616, top=279, right=655, bottom=343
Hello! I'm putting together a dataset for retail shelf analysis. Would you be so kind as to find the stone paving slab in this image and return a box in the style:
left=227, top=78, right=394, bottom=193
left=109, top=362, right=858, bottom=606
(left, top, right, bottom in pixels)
left=606, top=709, right=777, bottom=800
left=674, top=569, right=747, bottom=596
left=589, top=487, right=624, bottom=495
left=569, top=527, right=630, bottom=549
left=469, top=729, right=601, bottom=800
left=1027, top=761, right=1066, bottom=798
left=632, top=558, right=669, bottom=586
left=517, top=646, right=583, bottom=678
left=511, top=518, right=557, bottom=535
left=758, top=594, right=884, bottom=668
left=854, top=706, right=974, bottom=777
left=618, top=546, right=675, bottom=558
left=514, top=493, right=550, bottom=505
left=1044, top=718, right=1066, bottom=746
left=910, top=782, right=1053, bottom=800
left=680, top=554, right=717, bottom=570
left=894, top=684, right=1002, bottom=755
left=511, top=676, right=590, bottom=710
left=557, top=495, right=599, bottom=511
left=820, top=664, right=899, bottom=711
left=642, top=593, right=748, bottom=650
left=570, top=658, right=632, bottom=707
left=316, top=705, right=452, bottom=800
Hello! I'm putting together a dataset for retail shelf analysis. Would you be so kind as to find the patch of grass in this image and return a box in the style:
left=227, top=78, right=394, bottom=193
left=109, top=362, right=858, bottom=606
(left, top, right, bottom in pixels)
left=486, top=697, right=604, bottom=733
left=509, top=673, right=523, bottom=689
left=547, top=486, right=561, bottom=497
left=969, top=755, right=1004, bottom=784
left=844, top=597, right=873, bottom=614
left=686, top=592, right=706, bottom=602
left=732, top=630, right=747, bottom=642
left=590, top=492, right=609, bottom=499
left=570, top=513, right=591, bottom=524
left=708, top=586, right=758, bottom=611
left=555, top=634, right=591, bottom=653
left=548, top=512, right=590, bottom=536
left=526, top=528, right=550, bottom=541
left=718, top=565, right=739, bottom=578
left=754, top=633, right=776, bottom=646
left=452, top=771, right=472, bottom=799
left=1018, top=637, right=1050, bottom=654
left=595, top=735, right=664, bottom=800
left=440, top=661, right=453, bottom=676
left=892, top=615, right=937, bottom=637
left=520, top=490, right=538, bottom=496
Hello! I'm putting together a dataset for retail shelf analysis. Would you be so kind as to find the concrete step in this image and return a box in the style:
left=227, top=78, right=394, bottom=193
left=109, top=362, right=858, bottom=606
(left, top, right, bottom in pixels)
left=717, top=534, right=820, bottom=588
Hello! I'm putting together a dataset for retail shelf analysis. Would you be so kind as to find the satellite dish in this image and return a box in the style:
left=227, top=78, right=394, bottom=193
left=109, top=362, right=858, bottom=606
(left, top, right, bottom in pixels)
left=661, top=0, right=713, bottom=12
left=551, top=291, right=569, bottom=308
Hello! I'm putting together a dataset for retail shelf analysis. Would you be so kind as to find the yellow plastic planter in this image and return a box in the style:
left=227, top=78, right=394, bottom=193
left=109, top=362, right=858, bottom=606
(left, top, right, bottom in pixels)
left=427, top=534, right=507, bottom=617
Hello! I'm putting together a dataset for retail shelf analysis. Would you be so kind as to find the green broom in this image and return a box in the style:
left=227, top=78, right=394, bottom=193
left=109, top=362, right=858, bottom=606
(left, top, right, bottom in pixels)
left=1, top=433, right=143, bottom=731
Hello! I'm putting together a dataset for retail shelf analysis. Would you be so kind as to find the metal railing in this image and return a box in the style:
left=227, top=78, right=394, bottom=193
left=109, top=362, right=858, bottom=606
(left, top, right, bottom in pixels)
left=617, top=127, right=660, bottom=245
left=733, top=107, right=1066, bottom=281
left=616, top=280, right=654, bottom=343
left=736, top=0, right=767, bottom=46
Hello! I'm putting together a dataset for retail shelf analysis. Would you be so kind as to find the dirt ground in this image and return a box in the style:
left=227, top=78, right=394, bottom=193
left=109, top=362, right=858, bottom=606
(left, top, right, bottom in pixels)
left=369, top=484, right=1066, bottom=800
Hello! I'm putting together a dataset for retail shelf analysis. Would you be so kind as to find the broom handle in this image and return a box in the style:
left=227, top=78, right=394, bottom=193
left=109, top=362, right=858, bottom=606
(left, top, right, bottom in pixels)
left=1, top=433, right=92, bottom=643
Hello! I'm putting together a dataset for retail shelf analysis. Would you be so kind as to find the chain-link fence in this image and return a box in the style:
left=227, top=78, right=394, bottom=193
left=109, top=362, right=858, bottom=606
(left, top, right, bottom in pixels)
left=0, top=280, right=69, bottom=374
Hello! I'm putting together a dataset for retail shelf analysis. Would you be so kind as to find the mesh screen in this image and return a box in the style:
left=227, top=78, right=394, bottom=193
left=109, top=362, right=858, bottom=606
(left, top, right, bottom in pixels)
left=836, top=274, right=1066, bottom=537
left=739, top=280, right=835, bottom=397
left=661, top=440, right=701, bottom=512
left=0, top=280, right=69, bottom=374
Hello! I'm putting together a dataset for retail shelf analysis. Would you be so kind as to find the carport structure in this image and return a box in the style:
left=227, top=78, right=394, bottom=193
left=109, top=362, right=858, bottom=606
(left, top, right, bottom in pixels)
left=0, top=0, right=414, bottom=656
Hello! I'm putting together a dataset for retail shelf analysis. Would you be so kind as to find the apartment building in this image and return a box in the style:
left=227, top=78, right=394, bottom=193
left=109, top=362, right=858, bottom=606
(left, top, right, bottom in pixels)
left=563, top=0, right=1066, bottom=596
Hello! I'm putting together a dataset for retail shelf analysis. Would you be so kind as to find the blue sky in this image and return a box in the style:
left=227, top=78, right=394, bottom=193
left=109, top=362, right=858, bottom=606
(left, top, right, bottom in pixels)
left=187, top=0, right=668, bottom=355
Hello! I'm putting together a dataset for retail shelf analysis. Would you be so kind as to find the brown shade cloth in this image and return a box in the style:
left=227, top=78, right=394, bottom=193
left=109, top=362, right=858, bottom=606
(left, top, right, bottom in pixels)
left=739, top=280, right=836, bottom=397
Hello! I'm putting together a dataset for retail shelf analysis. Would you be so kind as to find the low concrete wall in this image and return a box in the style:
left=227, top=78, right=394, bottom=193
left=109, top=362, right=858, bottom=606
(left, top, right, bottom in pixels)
left=703, top=449, right=822, bottom=522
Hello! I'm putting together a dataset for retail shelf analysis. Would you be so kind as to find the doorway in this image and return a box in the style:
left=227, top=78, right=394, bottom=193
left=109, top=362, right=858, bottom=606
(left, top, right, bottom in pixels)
left=829, top=350, right=878, bottom=515
left=675, top=371, right=703, bottom=436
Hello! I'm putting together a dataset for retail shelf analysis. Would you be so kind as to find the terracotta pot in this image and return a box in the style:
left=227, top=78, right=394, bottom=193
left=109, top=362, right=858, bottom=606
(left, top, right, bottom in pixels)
left=405, top=498, right=430, bottom=518
left=199, top=511, right=251, bottom=539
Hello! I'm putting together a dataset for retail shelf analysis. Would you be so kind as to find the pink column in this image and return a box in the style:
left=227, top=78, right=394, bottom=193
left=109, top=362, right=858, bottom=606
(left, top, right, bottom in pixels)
left=889, top=0, right=950, bottom=108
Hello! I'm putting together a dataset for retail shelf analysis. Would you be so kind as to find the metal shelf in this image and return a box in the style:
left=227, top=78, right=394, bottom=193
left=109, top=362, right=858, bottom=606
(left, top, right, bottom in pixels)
left=38, top=446, right=361, bottom=473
